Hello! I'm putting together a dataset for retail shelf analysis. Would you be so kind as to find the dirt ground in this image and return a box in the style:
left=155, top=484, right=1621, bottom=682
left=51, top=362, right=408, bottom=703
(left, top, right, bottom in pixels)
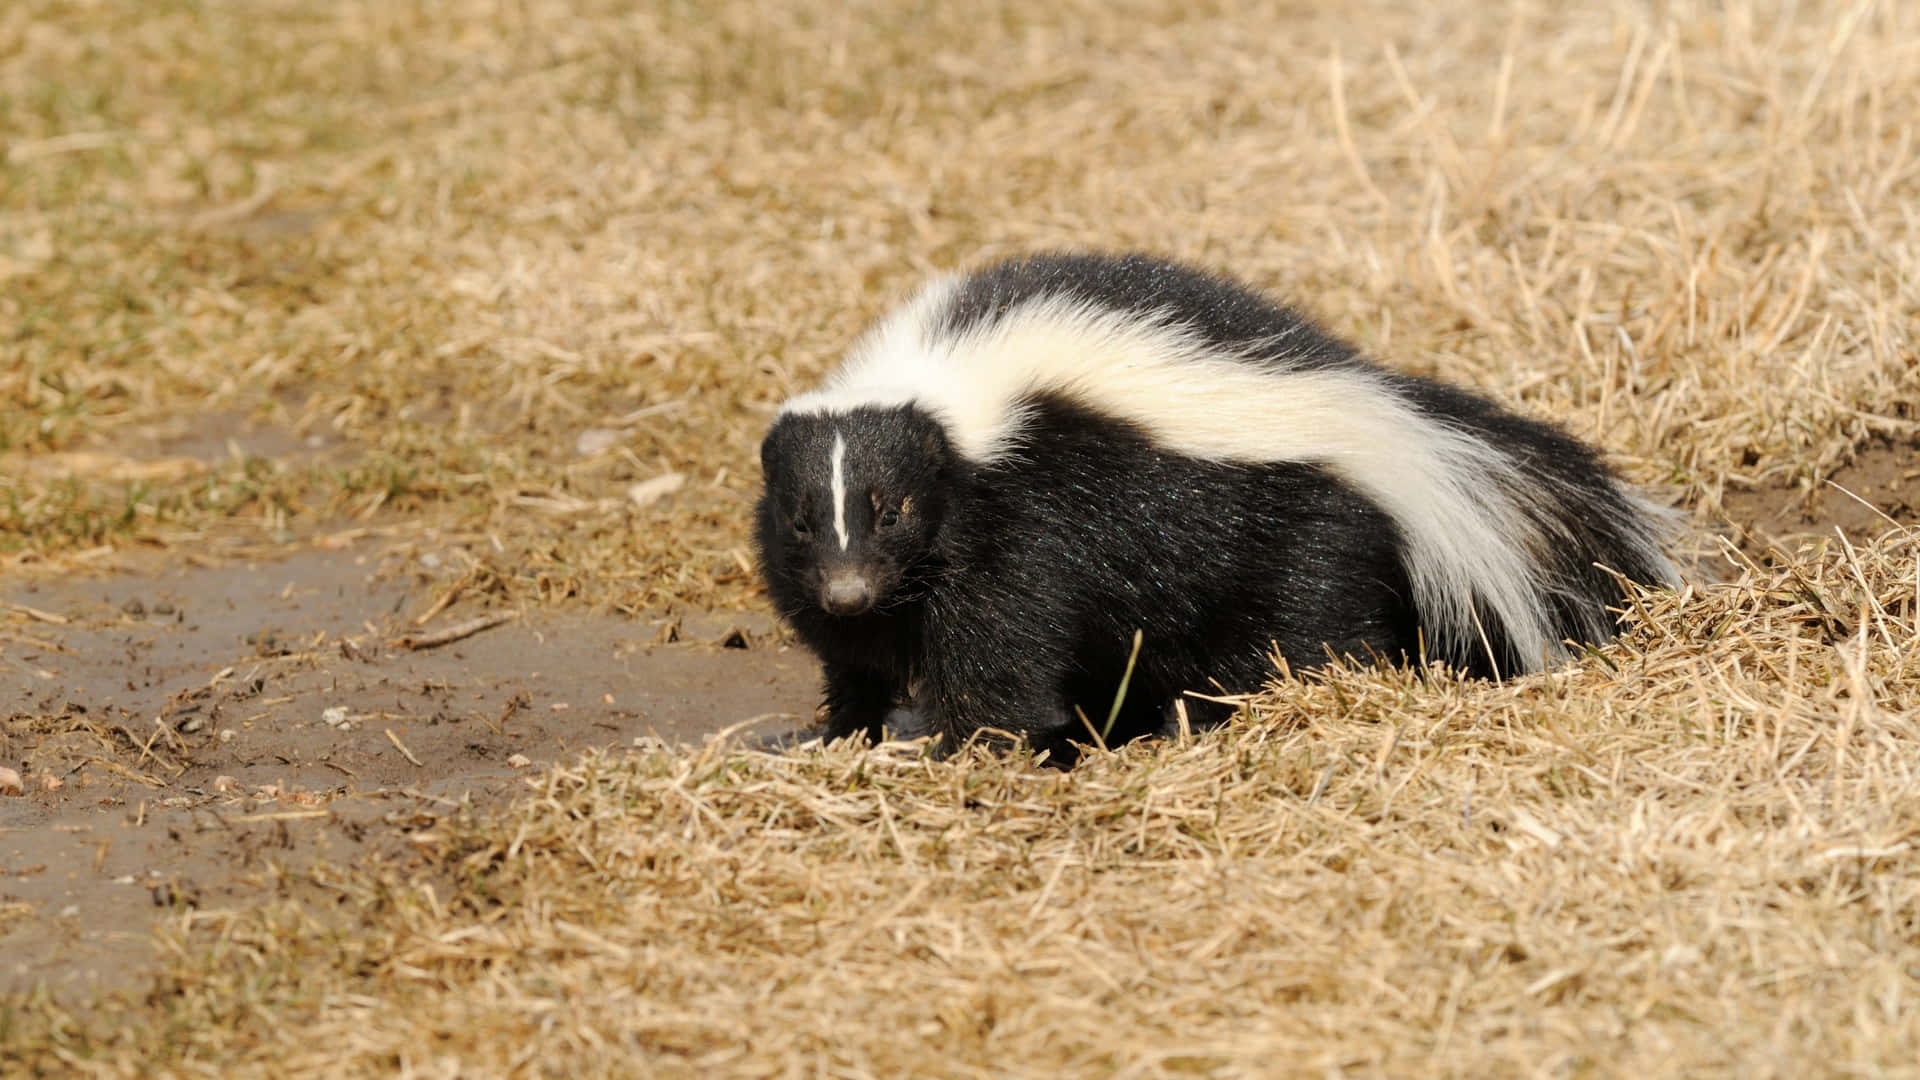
left=4, top=437, right=1910, bottom=1006
left=0, top=539, right=813, bottom=1001
left=1718, top=439, right=1920, bottom=551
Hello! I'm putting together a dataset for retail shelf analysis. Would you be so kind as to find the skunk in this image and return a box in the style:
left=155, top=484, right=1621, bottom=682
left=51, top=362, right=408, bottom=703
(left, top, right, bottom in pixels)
left=754, top=252, right=1679, bottom=759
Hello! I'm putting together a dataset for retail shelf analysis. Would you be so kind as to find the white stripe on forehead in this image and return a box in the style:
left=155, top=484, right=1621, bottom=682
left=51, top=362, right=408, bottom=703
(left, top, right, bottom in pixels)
left=830, top=431, right=849, bottom=551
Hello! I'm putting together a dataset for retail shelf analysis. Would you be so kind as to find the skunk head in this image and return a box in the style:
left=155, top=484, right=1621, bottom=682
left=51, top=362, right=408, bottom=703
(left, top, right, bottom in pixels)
left=755, top=404, right=954, bottom=618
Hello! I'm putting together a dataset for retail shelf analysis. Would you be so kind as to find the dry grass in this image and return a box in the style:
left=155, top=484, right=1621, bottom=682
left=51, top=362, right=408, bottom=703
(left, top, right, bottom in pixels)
left=14, top=535, right=1920, bottom=1076
left=4, top=0, right=1919, bottom=1075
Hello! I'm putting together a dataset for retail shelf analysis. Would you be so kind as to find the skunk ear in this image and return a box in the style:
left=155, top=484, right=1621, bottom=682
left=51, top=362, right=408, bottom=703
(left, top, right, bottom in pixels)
left=760, top=417, right=795, bottom=474
left=917, top=416, right=949, bottom=459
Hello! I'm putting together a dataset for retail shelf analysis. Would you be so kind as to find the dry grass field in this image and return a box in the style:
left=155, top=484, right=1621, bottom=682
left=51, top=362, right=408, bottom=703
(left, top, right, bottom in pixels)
left=3, top=0, right=1918, bottom=1075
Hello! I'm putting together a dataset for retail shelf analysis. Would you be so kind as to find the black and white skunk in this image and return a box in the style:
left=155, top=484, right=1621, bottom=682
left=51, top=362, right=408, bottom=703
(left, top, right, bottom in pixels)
left=754, top=252, right=1679, bottom=759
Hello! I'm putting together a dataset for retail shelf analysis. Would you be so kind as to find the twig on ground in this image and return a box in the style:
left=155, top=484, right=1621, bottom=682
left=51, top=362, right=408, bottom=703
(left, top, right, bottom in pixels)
left=393, top=612, right=514, bottom=650
left=4, top=602, right=69, bottom=625
left=384, top=728, right=425, bottom=768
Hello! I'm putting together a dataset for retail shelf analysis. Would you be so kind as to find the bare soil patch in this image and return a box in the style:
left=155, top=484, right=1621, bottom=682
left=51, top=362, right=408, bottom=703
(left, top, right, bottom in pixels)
left=1720, top=438, right=1920, bottom=553
left=0, top=544, right=812, bottom=1001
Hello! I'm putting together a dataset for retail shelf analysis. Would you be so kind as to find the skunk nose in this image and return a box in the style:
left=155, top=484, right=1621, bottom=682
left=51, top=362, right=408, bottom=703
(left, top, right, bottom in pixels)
left=820, top=572, right=874, bottom=616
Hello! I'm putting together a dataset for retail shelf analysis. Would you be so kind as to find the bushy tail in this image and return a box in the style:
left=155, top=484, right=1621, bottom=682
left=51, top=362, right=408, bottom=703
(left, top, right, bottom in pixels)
left=1392, top=374, right=1682, bottom=676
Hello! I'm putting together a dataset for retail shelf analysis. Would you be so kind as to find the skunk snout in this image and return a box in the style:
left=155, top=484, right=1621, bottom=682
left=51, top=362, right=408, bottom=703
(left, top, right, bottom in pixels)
left=820, top=571, right=875, bottom=616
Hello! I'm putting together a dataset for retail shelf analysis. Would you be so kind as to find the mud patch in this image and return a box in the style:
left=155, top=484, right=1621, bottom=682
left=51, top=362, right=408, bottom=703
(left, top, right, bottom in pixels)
left=0, top=546, right=818, bottom=1001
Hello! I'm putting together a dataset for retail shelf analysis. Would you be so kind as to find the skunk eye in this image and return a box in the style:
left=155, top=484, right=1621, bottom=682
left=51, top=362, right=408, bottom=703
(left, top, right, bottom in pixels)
left=877, top=508, right=901, bottom=529
left=791, top=515, right=812, bottom=537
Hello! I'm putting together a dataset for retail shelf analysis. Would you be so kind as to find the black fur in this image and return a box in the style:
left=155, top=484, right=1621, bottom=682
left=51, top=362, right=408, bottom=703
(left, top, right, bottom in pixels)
left=758, top=397, right=1420, bottom=760
left=754, top=252, right=1678, bottom=762
left=938, top=251, right=1355, bottom=371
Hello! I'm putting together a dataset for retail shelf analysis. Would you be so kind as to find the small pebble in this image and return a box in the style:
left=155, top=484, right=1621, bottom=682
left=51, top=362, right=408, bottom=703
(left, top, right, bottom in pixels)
left=0, top=767, right=22, bottom=797
left=506, top=753, right=532, bottom=769
left=217, top=729, right=237, bottom=744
